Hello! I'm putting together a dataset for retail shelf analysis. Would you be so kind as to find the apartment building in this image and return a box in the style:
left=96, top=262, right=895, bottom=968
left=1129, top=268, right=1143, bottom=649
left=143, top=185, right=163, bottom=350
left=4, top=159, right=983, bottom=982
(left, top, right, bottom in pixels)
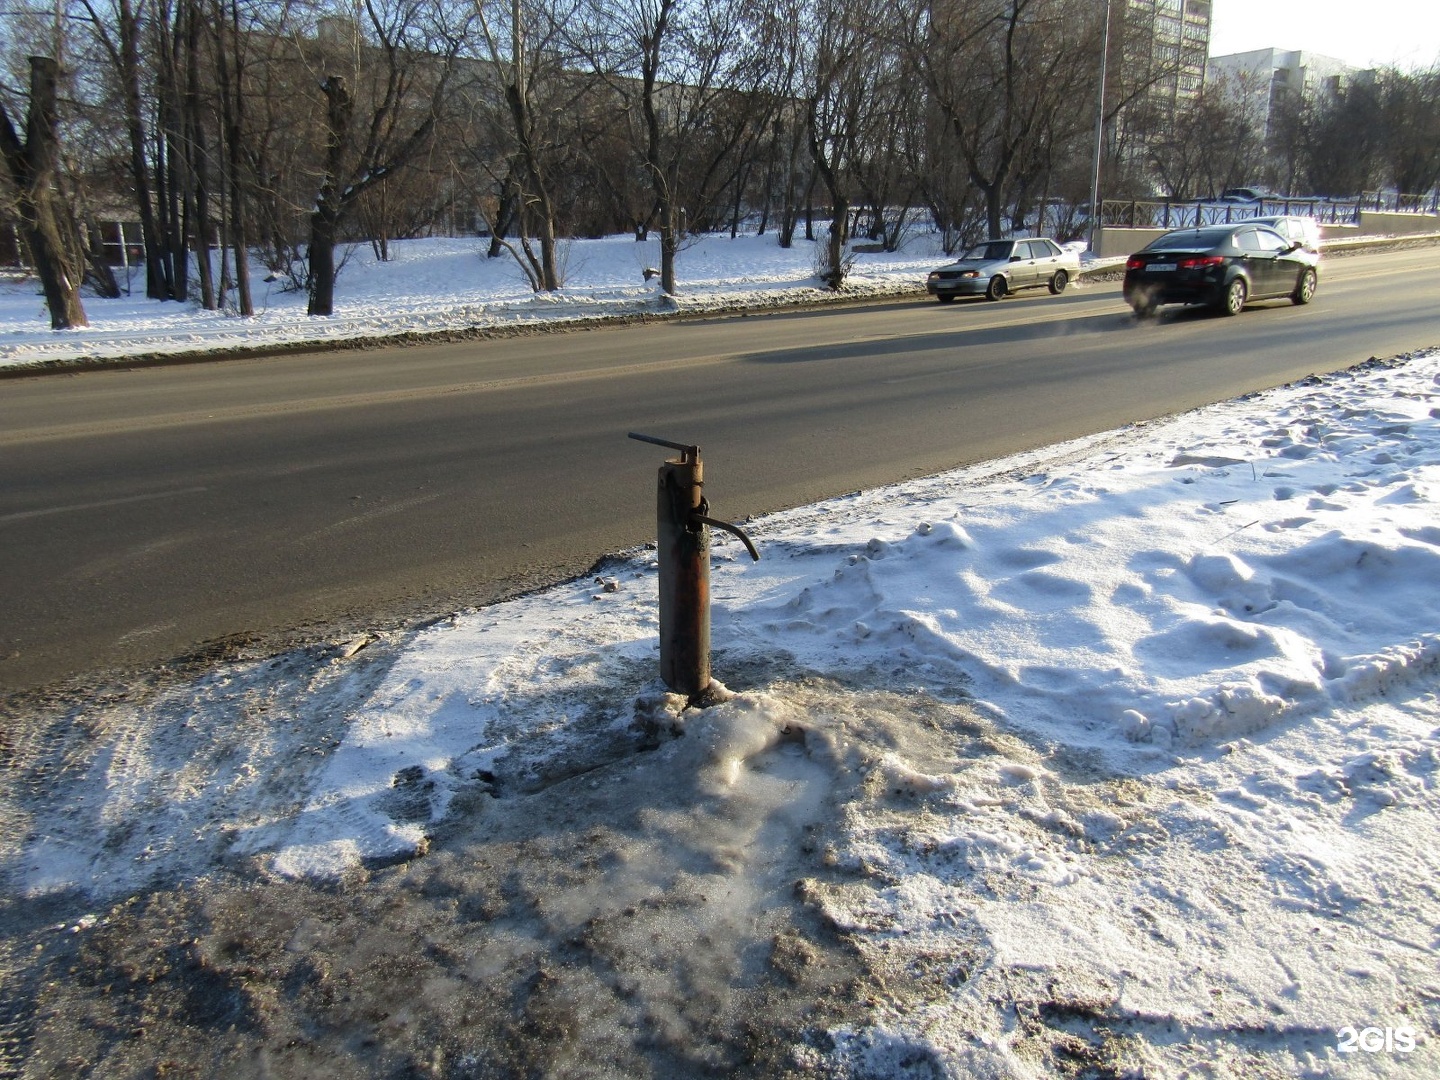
left=1109, top=0, right=1213, bottom=170
left=1207, top=47, right=1366, bottom=141
left=1117, top=0, right=1213, bottom=106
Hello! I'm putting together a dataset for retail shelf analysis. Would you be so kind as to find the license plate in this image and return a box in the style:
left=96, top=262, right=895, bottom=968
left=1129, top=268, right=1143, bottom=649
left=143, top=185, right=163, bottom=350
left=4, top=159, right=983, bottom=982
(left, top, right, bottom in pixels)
left=1148, top=262, right=1176, bottom=272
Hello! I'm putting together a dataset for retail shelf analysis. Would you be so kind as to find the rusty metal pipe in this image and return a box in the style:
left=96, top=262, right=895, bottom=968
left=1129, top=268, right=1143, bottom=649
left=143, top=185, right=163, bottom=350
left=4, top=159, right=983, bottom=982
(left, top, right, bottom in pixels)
left=630, top=432, right=760, bottom=700
left=655, top=452, right=709, bottom=696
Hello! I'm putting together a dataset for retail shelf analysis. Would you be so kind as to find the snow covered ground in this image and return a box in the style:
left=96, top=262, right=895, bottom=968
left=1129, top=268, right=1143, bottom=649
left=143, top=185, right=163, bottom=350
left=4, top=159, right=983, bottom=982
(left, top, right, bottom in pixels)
left=0, top=233, right=958, bottom=369
left=3, top=311, right=1436, bottom=1075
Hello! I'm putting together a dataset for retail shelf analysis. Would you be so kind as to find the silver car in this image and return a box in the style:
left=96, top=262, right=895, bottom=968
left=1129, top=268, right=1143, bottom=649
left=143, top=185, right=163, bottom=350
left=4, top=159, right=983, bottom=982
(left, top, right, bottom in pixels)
left=926, top=238, right=1080, bottom=303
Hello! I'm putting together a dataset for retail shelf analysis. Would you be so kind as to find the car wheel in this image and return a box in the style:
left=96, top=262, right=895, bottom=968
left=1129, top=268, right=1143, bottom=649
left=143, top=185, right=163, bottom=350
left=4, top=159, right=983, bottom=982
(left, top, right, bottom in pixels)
left=985, top=276, right=1007, bottom=301
left=1292, top=267, right=1317, bottom=305
left=936, top=293, right=956, bottom=304
left=1048, top=270, right=1069, bottom=295
left=1219, top=277, right=1247, bottom=316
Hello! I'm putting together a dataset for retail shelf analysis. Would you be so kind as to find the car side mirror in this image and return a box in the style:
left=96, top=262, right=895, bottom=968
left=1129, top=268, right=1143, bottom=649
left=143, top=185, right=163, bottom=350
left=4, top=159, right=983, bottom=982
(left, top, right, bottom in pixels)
left=1010, top=255, right=1022, bottom=262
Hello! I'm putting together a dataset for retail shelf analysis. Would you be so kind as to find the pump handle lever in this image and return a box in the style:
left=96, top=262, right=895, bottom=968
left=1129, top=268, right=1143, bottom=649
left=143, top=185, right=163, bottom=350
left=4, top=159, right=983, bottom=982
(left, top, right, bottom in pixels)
left=628, top=432, right=699, bottom=460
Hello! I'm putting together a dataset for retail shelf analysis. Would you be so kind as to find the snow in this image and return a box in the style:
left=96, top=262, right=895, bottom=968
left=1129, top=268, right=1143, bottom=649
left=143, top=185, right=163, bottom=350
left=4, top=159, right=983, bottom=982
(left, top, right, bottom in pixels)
left=0, top=233, right=952, bottom=368
left=1, top=235, right=1437, bottom=1075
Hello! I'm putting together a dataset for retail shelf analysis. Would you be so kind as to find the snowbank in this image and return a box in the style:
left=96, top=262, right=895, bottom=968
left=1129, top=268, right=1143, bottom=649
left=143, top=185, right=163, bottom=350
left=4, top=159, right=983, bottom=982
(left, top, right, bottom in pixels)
left=0, top=234, right=949, bottom=368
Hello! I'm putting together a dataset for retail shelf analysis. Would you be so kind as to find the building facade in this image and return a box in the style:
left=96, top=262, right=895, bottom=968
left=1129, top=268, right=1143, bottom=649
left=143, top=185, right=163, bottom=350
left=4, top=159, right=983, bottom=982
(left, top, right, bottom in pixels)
left=1118, top=0, right=1212, bottom=106
left=1207, top=48, right=1365, bottom=143
left=1110, top=0, right=1213, bottom=174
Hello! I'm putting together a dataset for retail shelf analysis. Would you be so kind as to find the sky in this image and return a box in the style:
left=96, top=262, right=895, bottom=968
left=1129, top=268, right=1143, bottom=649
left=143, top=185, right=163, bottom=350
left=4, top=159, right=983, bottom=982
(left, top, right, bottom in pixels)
left=1209, top=0, right=1440, bottom=70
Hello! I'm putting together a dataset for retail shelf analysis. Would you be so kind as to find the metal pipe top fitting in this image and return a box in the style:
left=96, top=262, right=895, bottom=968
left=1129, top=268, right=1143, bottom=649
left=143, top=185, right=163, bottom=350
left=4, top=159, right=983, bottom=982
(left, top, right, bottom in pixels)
left=629, top=432, right=759, bottom=561
left=628, top=432, right=699, bottom=464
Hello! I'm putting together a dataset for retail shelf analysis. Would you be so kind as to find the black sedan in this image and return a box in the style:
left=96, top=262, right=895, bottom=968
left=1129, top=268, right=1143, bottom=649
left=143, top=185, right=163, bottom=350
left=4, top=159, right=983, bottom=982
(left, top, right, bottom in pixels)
left=1123, top=224, right=1320, bottom=317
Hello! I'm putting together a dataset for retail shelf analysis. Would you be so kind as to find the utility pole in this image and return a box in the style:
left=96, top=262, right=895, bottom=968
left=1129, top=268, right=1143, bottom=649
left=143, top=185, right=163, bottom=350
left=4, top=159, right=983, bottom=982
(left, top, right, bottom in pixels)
left=1088, top=0, right=1113, bottom=258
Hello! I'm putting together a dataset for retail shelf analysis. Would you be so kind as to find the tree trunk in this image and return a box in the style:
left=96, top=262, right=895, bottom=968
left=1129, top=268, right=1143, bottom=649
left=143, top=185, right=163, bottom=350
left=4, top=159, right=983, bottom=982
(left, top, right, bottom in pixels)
left=658, top=216, right=678, bottom=296
left=158, top=6, right=192, bottom=309
left=163, top=116, right=190, bottom=301
left=487, top=175, right=517, bottom=258
left=777, top=120, right=804, bottom=248
left=804, top=171, right=816, bottom=241
left=757, top=137, right=779, bottom=237
left=306, top=56, right=447, bottom=314
left=109, top=0, right=174, bottom=300
left=186, top=0, right=216, bottom=310
left=0, top=57, right=88, bottom=329
left=807, top=111, right=848, bottom=288
left=984, top=184, right=1004, bottom=240
left=503, top=77, right=559, bottom=290
left=214, top=0, right=251, bottom=315
left=80, top=210, right=123, bottom=298
left=308, top=204, right=339, bottom=316
left=638, top=0, right=680, bottom=295
left=307, top=76, right=350, bottom=317
left=825, top=200, right=847, bottom=286
left=729, top=160, right=751, bottom=238
left=217, top=166, right=232, bottom=300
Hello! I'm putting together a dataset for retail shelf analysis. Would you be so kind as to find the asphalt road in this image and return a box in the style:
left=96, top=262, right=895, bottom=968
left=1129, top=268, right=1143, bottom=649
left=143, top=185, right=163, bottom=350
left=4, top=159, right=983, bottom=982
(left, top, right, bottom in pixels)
left=2, top=247, right=1437, bottom=691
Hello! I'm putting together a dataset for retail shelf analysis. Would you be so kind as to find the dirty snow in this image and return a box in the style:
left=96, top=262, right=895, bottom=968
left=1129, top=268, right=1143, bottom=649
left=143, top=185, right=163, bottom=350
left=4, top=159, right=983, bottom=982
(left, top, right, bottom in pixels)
left=4, top=319, right=1437, bottom=1076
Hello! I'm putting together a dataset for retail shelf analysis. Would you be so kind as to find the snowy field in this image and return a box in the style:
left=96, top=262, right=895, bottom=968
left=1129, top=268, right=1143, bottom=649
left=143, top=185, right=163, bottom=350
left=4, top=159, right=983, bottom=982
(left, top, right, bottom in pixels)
left=2, top=328, right=1437, bottom=1076
left=0, top=233, right=958, bottom=369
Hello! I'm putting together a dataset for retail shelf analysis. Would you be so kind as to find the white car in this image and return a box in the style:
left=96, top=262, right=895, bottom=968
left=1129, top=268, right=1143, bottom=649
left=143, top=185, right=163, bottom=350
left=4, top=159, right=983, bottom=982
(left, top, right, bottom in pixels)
left=1248, top=214, right=1322, bottom=253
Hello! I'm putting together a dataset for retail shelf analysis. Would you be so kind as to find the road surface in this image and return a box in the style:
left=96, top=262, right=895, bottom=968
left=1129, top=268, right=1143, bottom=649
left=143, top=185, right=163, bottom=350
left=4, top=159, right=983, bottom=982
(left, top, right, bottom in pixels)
left=2, top=247, right=1436, bottom=690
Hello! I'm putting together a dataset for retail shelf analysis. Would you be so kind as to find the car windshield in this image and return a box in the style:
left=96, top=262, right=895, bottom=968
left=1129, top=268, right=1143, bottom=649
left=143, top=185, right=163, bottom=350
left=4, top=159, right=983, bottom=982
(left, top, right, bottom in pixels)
left=1143, top=228, right=1231, bottom=251
left=961, top=241, right=1013, bottom=261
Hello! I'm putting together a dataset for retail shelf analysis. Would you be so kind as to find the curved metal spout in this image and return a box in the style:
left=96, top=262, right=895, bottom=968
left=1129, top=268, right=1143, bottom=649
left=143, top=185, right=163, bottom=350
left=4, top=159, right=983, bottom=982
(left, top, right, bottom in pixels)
left=692, top=514, right=760, bottom=562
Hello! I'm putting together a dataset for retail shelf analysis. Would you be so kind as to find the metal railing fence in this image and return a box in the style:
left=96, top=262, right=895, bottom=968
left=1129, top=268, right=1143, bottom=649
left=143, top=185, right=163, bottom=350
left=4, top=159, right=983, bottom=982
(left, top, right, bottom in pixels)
left=1100, top=190, right=1440, bottom=231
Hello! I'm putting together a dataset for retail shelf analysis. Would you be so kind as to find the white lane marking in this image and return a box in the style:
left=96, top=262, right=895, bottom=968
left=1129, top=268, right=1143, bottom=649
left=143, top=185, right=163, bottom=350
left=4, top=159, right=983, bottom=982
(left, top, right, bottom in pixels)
left=0, top=486, right=209, bottom=525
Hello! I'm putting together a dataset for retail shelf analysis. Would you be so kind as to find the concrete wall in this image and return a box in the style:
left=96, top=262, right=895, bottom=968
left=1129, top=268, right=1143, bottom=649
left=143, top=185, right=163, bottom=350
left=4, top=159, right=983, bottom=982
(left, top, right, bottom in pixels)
left=1355, top=211, right=1440, bottom=236
left=1092, top=228, right=1166, bottom=258
left=1093, top=214, right=1440, bottom=258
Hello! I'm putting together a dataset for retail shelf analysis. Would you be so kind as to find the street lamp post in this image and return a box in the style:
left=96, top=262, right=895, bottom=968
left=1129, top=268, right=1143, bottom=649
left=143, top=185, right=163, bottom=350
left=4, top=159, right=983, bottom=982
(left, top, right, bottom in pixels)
left=1088, top=0, right=1113, bottom=258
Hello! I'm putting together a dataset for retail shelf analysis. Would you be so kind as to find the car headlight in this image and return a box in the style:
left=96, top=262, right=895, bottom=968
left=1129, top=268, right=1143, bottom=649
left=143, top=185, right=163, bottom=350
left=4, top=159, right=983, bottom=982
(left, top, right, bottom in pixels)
left=959, top=270, right=979, bottom=278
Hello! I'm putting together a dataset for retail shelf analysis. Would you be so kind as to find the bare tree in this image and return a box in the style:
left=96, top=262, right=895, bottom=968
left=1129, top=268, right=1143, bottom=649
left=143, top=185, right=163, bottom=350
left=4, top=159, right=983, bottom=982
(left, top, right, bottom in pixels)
left=793, top=0, right=894, bottom=285
left=305, top=0, right=467, bottom=316
left=71, top=0, right=189, bottom=300
left=469, top=0, right=581, bottom=290
left=5, top=7, right=128, bottom=296
left=1148, top=77, right=1259, bottom=199
left=0, top=56, right=88, bottom=328
left=571, top=0, right=766, bottom=295
left=567, top=95, right=654, bottom=239
left=207, top=0, right=262, bottom=315
left=1303, top=77, right=1382, bottom=197
left=1263, top=77, right=1311, bottom=196
left=914, top=0, right=1097, bottom=241
left=1378, top=65, right=1440, bottom=196
left=850, top=40, right=924, bottom=252
left=153, top=0, right=217, bottom=307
